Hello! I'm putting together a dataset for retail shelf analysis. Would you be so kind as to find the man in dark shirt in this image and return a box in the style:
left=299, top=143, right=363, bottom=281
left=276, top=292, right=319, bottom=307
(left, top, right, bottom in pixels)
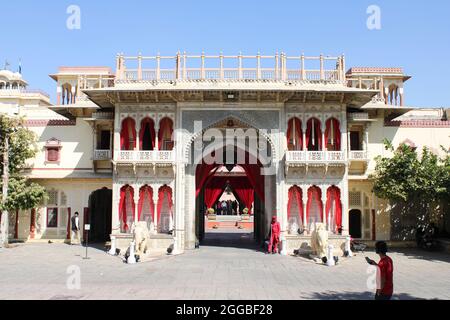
left=367, top=241, right=394, bottom=300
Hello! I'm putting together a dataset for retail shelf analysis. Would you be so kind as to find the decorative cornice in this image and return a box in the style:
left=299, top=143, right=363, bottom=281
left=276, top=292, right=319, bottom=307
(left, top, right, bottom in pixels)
left=25, top=119, right=77, bottom=127
left=385, top=120, right=450, bottom=128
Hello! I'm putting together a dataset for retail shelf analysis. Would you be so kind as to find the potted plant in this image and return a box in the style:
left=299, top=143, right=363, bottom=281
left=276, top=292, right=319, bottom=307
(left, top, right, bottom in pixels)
left=207, top=208, right=216, bottom=220
left=241, top=208, right=250, bottom=220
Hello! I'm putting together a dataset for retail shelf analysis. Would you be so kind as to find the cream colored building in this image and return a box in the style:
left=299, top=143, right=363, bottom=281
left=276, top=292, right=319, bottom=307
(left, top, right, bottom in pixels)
left=1, top=53, right=449, bottom=254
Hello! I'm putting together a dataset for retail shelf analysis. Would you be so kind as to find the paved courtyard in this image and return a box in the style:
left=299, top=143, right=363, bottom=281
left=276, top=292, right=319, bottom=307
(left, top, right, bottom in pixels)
left=0, top=231, right=449, bottom=300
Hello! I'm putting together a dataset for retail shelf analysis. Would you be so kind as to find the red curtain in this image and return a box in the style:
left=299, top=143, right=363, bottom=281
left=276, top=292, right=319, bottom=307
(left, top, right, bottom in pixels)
left=326, top=186, right=342, bottom=232
left=158, top=118, right=174, bottom=150
left=119, top=185, right=134, bottom=232
left=195, top=163, right=220, bottom=198
left=287, top=186, right=303, bottom=224
left=306, top=186, right=323, bottom=223
left=138, top=185, right=154, bottom=221
left=204, top=178, right=226, bottom=209
left=325, top=118, right=341, bottom=151
left=120, top=118, right=136, bottom=150
left=157, top=186, right=173, bottom=225
left=233, top=177, right=254, bottom=212
left=139, top=118, right=156, bottom=150
left=306, top=118, right=322, bottom=151
left=241, top=163, right=265, bottom=201
left=287, top=118, right=303, bottom=151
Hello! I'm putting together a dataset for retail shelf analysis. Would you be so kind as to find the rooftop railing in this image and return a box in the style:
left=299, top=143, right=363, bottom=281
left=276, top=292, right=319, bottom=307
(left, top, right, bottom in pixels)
left=114, top=52, right=347, bottom=83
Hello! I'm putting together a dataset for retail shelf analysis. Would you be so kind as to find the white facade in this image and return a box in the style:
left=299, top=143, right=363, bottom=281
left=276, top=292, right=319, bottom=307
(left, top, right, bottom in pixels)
left=1, top=54, right=449, bottom=255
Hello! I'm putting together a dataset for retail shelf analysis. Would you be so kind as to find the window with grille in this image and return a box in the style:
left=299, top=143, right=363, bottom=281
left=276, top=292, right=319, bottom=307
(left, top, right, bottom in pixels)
left=349, top=192, right=361, bottom=206
left=47, top=190, right=58, bottom=206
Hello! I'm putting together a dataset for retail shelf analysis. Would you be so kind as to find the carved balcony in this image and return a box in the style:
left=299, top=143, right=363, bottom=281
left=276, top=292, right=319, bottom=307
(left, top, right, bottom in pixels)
left=286, top=151, right=346, bottom=167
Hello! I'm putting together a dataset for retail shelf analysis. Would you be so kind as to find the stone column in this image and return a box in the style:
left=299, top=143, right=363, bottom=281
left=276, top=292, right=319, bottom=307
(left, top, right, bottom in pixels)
left=321, top=122, right=326, bottom=151
left=111, top=184, right=121, bottom=235
left=302, top=187, right=308, bottom=235
left=155, top=124, right=160, bottom=151
left=399, top=87, right=404, bottom=106
left=321, top=187, right=327, bottom=230
left=114, top=105, right=121, bottom=161
left=302, top=122, right=307, bottom=151
left=153, top=186, right=159, bottom=233
left=135, top=121, right=140, bottom=151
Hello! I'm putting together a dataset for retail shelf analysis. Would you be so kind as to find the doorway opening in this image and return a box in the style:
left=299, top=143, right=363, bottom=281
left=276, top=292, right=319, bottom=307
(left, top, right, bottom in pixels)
left=349, top=209, right=362, bottom=239
left=87, top=187, right=112, bottom=243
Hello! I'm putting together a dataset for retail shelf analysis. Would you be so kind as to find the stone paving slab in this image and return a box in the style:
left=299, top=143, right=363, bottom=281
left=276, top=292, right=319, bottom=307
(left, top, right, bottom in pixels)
left=0, top=232, right=450, bottom=300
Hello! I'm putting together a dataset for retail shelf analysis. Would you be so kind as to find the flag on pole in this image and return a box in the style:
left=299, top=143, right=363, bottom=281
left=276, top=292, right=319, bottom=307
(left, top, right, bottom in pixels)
left=4, top=60, right=10, bottom=70
left=18, top=59, right=22, bottom=74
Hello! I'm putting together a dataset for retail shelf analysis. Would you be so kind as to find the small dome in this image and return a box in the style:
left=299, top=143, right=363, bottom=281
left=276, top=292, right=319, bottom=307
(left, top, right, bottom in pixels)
left=0, top=69, right=24, bottom=81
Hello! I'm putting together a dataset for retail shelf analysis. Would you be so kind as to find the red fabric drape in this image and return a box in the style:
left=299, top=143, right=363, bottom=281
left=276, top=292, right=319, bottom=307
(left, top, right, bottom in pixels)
left=233, top=177, right=254, bottom=212
left=120, top=118, right=136, bottom=150
left=119, top=186, right=134, bottom=232
left=158, top=118, right=174, bottom=150
left=325, top=186, right=342, bottom=232
left=138, top=186, right=154, bottom=221
left=195, top=163, right=220, bottom=198
left=157, top=186, right=173, bottom=226
left=306, top=118, right=322, bottom=151
left=241, top=164, right=265, bottom=201
left=287, top=186, right=303, bottom=224
left=325, top=118, right=341, bottom=151
left=139, top=118, right=156, bottom=150
left=306, top=186, right=323, bottom=223
left=287, top=118, right=303, bottom=151
left=204, top=179, right=226, bottom=209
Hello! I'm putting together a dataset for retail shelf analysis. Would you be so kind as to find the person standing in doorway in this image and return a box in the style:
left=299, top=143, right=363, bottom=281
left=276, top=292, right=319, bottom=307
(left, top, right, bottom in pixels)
left=71, top=212, right=81, bottom=245
left=268, top=216, right=281, bottom=254
left=366, top=241, right=394, bottom=300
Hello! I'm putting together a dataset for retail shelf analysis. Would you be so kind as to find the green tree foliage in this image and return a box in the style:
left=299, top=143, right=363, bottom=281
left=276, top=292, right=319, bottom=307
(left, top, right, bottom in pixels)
left=371, top=139, right=449, bottom=232
left=0, top=115, right=47, bottom=211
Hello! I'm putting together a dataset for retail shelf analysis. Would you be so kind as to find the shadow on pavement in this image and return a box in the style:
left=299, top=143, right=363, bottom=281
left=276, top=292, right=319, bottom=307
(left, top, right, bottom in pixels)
left=307, top=291, right=429, bottom=300
left=201, top=231, right=264, bottom=252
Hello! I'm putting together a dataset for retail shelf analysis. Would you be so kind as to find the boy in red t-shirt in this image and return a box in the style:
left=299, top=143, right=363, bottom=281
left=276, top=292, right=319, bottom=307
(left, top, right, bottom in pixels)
left=367, top=241, right=394, bottom=300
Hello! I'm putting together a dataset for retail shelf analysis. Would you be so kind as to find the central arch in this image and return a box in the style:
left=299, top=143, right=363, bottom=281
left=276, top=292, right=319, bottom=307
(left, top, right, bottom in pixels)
left=184, top=119, right=277, bottom=250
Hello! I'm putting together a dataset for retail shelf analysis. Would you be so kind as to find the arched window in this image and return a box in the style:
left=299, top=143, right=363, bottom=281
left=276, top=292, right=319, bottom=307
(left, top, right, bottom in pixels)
left=306, top=186, right=323, bottom=231
left=119, top=185, right=135, bottom=233
left=138, top=185, right=155, bottom=231
left=287, top=118, right=303, bottom=151
left=287, top=186, right=304, bottom=234
left=139, top=118, right=156, bottom=151
left=158, top=118, right=174, bottom=151
left=157, top=185, right=173, bottom=233
left=306, top=118, right=322, bottom=151
left=325, top=118, right=341, bottom=151
left=326, top=186, right=342, bottom=234
left=120, top=118, right=136, bottom=151
left=388, top=84, right=399, bottom=106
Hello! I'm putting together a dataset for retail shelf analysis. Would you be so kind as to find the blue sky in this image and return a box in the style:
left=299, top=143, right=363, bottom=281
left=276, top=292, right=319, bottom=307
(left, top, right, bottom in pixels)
left=1, top=0, right=449, bottom=107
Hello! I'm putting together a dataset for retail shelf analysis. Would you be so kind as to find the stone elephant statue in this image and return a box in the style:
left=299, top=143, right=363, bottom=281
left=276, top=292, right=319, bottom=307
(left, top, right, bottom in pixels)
left=131, top=222, right=150, bottom=257
left=310, top=223, right=328, bottom=259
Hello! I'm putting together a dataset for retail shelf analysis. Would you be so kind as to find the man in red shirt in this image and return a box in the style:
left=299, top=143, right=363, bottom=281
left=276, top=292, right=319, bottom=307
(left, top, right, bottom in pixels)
left=367, top=241, right=394, bottom=300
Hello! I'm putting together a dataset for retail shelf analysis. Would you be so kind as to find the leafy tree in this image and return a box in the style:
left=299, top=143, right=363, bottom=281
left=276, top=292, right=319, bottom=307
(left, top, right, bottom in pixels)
left=1, top=115, right=47, bottom=245
left=370, top=139, right=450, bottom=239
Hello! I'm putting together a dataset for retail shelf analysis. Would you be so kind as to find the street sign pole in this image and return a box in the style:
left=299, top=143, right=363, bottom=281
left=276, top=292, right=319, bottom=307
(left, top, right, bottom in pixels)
left=83, top=224, right=90, bottom=260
